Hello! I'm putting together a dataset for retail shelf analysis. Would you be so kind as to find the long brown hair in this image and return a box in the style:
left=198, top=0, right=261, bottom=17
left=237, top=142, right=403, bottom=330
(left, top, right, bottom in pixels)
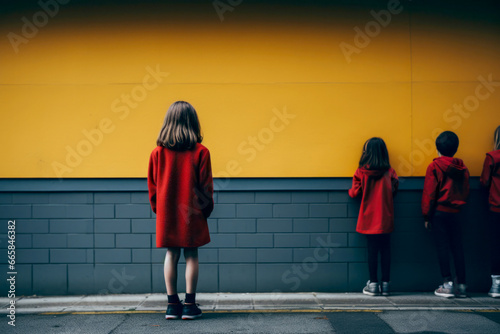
left=359, top=137, right=391, bottom=170
left=495, top=125, right=500, bottom=150
left=156, top=101, right=203, bottom=151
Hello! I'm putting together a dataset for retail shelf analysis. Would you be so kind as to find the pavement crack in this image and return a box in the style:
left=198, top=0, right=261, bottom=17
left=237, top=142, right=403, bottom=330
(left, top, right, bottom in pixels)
left=386, top=296, right=397, bottom=307
left=136, top=294, right=149, bottom=310
left=107, top=313, right=129, bottom=334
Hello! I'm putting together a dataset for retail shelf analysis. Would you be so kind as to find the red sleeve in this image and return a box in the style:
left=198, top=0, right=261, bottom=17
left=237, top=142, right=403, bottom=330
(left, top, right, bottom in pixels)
left=147, top=149, right=158, bottom=214
left=480, top=154, right=493, bottom=188
left=199, top=149, right=214, bottom=218
left=463, top=168, right=470, bottom=199
left=391, top=168, right=399, bottom=196
left=422, top=163, right=438, bottom=220
left=348, top=168, right=363, bottom=198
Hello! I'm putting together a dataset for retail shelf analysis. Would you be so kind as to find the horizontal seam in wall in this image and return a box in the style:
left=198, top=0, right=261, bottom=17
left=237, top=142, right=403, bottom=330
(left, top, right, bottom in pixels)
left=0, top=177, right=483, bottom=192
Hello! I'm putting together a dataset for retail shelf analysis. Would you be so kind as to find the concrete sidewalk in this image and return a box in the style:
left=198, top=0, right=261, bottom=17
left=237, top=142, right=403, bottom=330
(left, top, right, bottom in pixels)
left=2, top=293, right=500, bottom=314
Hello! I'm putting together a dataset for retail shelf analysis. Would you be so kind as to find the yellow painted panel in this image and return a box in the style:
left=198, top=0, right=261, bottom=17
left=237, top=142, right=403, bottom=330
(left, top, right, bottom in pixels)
left=0, top=1, right=498, bottom=178
left=0, top=83, right=411, bottom=178
left=411, top=8, right=500, bottom=82
left=0, top=2, right=411, bottom=85
left=411, top=83, right=500, bottom=176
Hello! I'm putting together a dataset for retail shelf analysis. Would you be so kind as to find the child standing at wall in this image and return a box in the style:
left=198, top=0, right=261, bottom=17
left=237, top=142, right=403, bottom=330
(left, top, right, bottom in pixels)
left=148, top=101, right=214, bottom=320
left=480, top=125, right=500, bottom=298
left=422, top=131, right=469, bottom=298
left=349, top=137, right=399, bottom=296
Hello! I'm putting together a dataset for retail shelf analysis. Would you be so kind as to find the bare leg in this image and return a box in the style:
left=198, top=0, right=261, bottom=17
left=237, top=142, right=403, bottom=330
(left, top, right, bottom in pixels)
left=184, top=247, right=199, bottom=296
left=164, top=247, right=181, bottom=295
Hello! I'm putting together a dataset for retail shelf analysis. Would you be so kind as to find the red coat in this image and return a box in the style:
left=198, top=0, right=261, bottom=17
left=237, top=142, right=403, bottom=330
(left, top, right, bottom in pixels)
left=348, top=167, right=399, bottom=234
left=421, top=156, right=470, bottom=220
left=148, top=143, right=214, bottom=248
left=480, top=150, right=500, bottom=213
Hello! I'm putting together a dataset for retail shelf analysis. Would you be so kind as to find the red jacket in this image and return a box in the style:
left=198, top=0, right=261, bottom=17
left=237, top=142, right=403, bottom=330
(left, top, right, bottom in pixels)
left=348, top=167, right=399, bottom=234
left=421, top=156, right=470, bottom=220
left=148, top=143, right=214, bottom=248
left=480, top=150, right=500, bottom=212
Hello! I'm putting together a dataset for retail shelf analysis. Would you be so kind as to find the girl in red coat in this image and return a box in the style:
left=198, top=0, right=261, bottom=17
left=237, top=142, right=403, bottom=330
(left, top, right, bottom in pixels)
left=480, top=125, right=500, bottom=298
left=349, top=137, right=399, bottom=296
left=148, top=101, right=214, bottom=320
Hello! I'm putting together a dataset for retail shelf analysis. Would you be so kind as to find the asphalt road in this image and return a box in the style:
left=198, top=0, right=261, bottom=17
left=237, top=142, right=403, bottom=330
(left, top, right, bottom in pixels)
left=2, top=310, right=500, bottom=334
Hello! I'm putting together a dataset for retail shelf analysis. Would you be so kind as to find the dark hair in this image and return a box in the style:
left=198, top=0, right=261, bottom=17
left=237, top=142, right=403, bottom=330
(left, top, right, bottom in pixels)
left=359, top=137, right=391, bottom=170
left=156, top=101, right=203, bottom=151
left=436, top=131, right=459, bottom=157
left=494, top=125, right=500, bottom=151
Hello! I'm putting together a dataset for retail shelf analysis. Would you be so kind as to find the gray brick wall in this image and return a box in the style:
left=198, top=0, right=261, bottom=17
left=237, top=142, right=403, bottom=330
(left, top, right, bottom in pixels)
left=0, top=179, right=493, bottom=296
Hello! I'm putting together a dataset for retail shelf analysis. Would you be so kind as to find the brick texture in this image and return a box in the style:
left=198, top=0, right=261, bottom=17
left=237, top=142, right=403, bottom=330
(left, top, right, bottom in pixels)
left=0, top=185, right=491, bottom=295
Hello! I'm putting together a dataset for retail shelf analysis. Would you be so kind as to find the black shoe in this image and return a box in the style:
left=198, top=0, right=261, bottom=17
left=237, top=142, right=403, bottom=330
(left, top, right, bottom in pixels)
left=165, top=302, right=183, bottom=320
left=182, top=303, right=202, bottom=320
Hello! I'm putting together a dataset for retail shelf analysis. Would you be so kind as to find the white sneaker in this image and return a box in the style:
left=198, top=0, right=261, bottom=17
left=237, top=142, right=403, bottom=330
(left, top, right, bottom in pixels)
left=363, top=281, right=380, bottom=296
left=380, top=282, right=390, bottom=296
left=434, top=281, right=454, bottom=298
left=489, top=276, right=500, bottom=298
left=455, top=284, right=467, bottom=298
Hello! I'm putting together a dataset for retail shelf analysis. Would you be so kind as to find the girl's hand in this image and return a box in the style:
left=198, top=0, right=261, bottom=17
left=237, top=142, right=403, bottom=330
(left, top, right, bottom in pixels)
left=424, top=221, right=431, bottom=230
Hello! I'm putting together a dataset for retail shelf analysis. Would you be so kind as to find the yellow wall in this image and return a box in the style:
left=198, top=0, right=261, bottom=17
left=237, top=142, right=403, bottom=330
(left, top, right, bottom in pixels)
left=0, top=1, right=499, bottom=178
